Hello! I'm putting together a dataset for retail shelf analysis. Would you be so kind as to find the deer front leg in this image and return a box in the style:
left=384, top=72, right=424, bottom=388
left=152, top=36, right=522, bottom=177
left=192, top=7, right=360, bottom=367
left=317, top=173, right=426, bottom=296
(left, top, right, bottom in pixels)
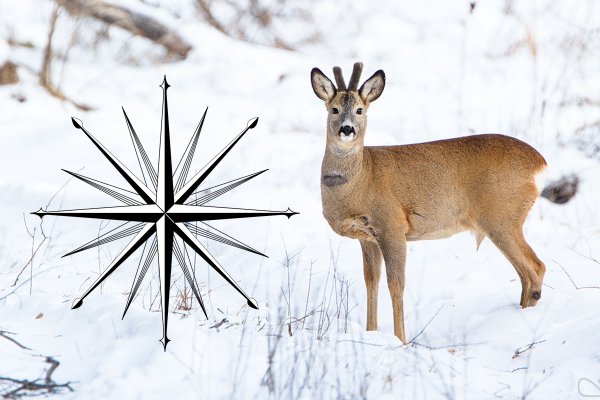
left=360, top=240, right=382, bottom=331
left=378, top=233, right=407, bottom=343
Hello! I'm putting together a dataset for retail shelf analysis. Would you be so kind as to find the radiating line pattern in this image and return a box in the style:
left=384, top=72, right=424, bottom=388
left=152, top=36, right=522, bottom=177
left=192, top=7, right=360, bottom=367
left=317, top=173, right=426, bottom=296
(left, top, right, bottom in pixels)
left=33, top=76, right=297, bottom=350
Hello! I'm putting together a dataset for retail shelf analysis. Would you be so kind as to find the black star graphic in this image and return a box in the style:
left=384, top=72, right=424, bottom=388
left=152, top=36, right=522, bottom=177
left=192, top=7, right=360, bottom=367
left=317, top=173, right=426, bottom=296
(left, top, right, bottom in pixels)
left=33, top=76, right=297, bottom=350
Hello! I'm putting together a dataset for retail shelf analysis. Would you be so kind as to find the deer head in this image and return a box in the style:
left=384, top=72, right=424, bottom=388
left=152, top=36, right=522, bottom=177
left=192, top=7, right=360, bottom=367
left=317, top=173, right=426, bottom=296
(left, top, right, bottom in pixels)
left=311, top=62, right=386, bottom=153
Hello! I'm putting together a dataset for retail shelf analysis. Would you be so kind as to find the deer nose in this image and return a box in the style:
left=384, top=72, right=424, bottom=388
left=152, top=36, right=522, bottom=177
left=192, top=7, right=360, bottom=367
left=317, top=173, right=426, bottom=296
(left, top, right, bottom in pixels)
left=339, top=125, right=355, bottom=136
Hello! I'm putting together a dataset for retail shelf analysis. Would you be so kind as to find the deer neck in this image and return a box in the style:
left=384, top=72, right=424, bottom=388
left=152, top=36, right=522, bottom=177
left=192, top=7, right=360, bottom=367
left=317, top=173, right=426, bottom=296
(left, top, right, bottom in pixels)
left=321, top=142, right=365, bottom=187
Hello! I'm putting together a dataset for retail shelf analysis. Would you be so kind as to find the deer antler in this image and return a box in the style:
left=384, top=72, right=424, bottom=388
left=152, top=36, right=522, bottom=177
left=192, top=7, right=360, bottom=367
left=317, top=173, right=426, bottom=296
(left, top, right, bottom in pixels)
left=332, top=66, right=347, bottom=91
left=348, top=62, right=363, bottom=91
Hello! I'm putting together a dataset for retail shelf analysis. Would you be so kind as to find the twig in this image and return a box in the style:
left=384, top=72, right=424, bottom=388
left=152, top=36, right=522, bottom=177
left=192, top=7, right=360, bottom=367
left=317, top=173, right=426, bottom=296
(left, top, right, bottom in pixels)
left=210, top=318, right=228, bottom=329
left=559, top=96, right=600, bottom=108
left=261, top=325, right=283, bottom=394
left=11, top=227, right=47, bottom=288
left=284, top=239, right=292, bottom=337
left=567, top=247, right=600, bottom=266
left=0, top=356, right=73, bottom=398
left=282, top=307, right=321, bottom=326
left=13, top=171, right=75, bottom=288
left=302, top=260, right=315, bottom=331
left=0, top=330, right=32, bottom=350
left=513, top=339, right=546, bottom=357
left=280, top=238, right=302, bottom=337
left=405, top=304, right=444, bottom=346
left=409, top=341, right=487, bottom=350
left=195, top=0, right=297, bottom=50
left=1, top=265, right=68, bottom=303
left=555, top=261, right=600, bottom=290
left=335, top=339, right=384, bottom=347
left=512, top=366, right=528, bottom=373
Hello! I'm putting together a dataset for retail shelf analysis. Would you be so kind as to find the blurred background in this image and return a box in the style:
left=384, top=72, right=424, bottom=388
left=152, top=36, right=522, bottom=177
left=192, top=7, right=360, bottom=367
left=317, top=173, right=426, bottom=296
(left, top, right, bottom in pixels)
left=1, top=1, right=599, bottom=399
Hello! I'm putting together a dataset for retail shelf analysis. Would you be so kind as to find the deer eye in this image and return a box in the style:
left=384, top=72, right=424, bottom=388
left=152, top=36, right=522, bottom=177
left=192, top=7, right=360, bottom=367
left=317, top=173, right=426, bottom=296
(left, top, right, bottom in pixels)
left=332, top=108, right=339, bottom=114
left=356, top=108, right=363, bottom=115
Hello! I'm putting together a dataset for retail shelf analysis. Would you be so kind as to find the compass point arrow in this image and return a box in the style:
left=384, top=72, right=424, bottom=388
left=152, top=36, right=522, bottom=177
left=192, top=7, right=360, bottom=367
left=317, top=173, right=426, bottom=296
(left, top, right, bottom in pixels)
left=71, top=117, right=83, bottom=129
left=160, top=75, right=170, bottom=90
left=285, top=208, right=299, bottom=219
left=247, top=117, right=258, bottom=129
left=31, top=208, right=45, bottom=219
left=247, top=298, right=259, bottom=309
left=34, top=78, right=297, bottom=348
left=160, top=336, right=170, bottom=351
left=72, top=298, right=83, bottom=309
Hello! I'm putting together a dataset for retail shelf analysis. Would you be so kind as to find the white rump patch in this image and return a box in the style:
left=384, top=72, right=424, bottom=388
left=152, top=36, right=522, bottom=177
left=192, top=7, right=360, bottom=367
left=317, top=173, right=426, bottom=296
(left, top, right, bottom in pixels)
left=534, top=168, right=547, bottom=193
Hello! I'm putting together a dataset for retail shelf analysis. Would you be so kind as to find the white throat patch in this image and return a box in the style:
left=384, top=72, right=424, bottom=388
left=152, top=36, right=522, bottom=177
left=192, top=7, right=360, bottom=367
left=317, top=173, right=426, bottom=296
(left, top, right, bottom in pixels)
left=330, top=145, right=358, bottom=156
left=340, top=133, right=355, bottom=142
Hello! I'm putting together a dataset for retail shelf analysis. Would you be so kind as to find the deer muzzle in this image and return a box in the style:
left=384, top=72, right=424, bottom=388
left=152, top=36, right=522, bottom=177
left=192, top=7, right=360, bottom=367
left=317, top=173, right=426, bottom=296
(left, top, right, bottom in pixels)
left=339, top=125, right=356, bottom=141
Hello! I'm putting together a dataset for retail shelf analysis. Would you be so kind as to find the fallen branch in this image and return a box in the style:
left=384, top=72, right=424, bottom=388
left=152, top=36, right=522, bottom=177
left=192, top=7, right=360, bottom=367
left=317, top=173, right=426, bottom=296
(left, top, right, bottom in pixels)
left=62, top=0, right=192, bottom=61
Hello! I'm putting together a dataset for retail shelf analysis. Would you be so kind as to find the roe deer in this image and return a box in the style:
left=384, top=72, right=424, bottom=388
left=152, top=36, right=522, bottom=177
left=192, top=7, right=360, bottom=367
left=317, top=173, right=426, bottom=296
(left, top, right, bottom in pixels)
left=310, top=62, right=547, bottom=342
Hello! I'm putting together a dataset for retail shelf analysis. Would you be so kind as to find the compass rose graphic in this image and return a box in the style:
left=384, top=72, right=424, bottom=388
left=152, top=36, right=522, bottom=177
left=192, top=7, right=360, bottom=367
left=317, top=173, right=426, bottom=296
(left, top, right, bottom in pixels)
left=33, top=76, right=297, bottom=350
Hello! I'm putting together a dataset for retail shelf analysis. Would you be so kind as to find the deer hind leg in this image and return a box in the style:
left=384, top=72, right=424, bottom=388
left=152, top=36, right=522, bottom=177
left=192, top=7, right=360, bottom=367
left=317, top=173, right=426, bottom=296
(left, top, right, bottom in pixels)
left=360, top=240, right=382, bottom=331
left=377, top=233, right=407, bottom=343
left=483, top=227, right=545, bottom=308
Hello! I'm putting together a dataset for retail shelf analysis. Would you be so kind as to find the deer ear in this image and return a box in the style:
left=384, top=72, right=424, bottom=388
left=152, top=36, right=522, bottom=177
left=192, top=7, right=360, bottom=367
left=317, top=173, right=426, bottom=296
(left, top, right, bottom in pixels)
left=311, top=68, right=336, bottom=102
left=359, top=70, right=385, bottom=103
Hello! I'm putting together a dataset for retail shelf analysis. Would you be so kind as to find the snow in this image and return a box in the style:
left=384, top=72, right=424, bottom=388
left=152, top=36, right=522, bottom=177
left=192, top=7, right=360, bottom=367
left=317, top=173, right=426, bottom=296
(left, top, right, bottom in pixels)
left=1, top=0, right=600, bottom=399
left=0, top=40, right=8, bottom=65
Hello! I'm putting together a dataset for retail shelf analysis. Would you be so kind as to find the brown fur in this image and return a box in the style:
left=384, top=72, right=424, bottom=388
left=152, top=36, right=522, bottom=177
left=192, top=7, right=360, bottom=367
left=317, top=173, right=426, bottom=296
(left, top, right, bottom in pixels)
left=311, top=63, right=547, bottom=342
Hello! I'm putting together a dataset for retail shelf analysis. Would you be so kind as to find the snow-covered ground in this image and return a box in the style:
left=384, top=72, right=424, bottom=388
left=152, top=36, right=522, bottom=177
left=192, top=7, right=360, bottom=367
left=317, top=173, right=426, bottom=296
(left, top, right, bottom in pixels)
left=1, top=0, right=599, bottom=398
